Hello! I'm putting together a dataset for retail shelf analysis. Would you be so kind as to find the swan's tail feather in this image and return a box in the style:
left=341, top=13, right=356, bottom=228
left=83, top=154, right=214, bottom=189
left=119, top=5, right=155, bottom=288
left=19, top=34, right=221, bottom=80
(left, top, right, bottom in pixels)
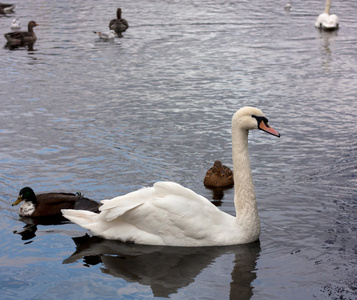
left=61, top=209, right=98, bottom=228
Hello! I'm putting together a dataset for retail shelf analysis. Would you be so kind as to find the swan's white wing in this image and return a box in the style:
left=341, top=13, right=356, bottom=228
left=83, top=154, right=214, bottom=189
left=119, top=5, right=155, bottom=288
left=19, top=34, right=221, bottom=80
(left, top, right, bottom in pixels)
left=63, top=181, right=254, bottom=246
left=100, top=187, right=154, bottom=221
left=96, top=182, right=230, bottom=245
left=148, top=182, right=230, bottom=243
left=100, top=182, right=220, bottom=221
left=151, top=181, right=224, bottom=222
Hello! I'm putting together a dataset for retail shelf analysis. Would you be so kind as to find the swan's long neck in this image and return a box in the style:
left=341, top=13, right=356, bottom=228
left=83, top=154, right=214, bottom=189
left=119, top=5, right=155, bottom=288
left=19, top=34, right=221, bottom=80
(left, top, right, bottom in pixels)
left=232, top=127, right=260, bottom=229
left=324, top=0, right=331, bottom=14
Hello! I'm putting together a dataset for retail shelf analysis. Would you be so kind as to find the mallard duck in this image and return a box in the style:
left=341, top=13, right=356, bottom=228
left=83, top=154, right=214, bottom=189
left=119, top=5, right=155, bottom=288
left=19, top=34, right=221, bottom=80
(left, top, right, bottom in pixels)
left=62, top=107, right=280, bottom=247
left=93, top=30, right=116, bottom=41
left=10, top=18, right=20, bottom=30
left=109, top=8, right=129, bottom=37
left=315, top=0, right=339, bottom=31
left=4, top=20, right=38, bottom=47
left=13, top=187, right=100, bottom=218
left=204, top=160, right=234, bottom=188
left=0, top=2, right=15, bottom=14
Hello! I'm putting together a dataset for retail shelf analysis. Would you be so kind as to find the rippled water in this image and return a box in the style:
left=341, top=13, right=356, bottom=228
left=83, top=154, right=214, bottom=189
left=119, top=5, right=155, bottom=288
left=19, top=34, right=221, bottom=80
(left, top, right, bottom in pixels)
left=0, top=0, right=356, bottom=299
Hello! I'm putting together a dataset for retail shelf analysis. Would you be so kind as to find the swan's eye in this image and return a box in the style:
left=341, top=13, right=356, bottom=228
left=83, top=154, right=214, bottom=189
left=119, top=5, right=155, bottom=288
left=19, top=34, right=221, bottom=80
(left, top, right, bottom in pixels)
left=252, top=115, right=269, bottom=126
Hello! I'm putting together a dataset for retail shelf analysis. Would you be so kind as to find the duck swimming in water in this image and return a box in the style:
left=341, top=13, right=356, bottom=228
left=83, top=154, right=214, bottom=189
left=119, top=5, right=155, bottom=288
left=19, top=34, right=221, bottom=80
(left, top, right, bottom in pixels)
left=10, top=18, right=20, bottom=30
left=109, top=8, right=129, bottom=37
left=13, top=187, right=100, bottom=218
left=204, top=160, right=234, bottom=188
left=4, top=20, right=38, bottom=48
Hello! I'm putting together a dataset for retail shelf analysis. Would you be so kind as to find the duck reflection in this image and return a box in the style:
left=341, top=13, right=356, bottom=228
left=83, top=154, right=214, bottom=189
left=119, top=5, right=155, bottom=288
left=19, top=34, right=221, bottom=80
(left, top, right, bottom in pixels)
left=205, top=185, right=233, bottom=204
left=5, top=41, right=35, bottom=51
left=63, top=235, right=261, bottom=298
left=13, top=215, right=68, bottom=240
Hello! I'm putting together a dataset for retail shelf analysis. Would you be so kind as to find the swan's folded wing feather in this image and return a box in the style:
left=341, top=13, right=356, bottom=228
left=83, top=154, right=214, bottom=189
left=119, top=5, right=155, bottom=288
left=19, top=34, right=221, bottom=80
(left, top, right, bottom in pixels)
left=152, top=182, right=223, bottom=222
left=96, top=182, right=224, bottom=242
left=99, top=187, right=154, bottom=221
left=154, top=181, right=202, bottom=199
left=149, top=182, right=227, bottom=242
left=98, top=182, right=217, bottom=223
left=153, top=181, right=212, bottom=209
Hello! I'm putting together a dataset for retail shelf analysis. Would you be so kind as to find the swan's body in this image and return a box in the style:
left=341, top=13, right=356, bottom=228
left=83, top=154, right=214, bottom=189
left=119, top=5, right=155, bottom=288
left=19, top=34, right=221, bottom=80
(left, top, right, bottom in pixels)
left=93, top=30, right=116, bottom=40
left=11, top=18, right=20, bottom=30
left=62, top=107, right=280, bottom=247
left=315, top=0, right=339, bottom=30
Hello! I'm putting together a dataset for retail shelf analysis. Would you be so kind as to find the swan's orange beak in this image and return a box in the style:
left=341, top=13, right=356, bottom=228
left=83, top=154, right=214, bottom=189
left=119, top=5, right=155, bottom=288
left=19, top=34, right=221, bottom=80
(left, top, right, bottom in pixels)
left=258, top=120, right=280, bottom=137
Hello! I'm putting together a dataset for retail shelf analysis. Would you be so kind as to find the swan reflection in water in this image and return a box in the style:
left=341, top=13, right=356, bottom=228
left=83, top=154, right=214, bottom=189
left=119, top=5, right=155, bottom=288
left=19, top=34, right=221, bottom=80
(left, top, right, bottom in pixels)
left=63, top=234, right=261, bottom=298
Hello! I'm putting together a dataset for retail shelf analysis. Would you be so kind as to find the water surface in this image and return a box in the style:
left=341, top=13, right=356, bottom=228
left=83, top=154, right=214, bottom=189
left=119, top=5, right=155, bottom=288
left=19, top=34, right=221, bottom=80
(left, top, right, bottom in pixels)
left=0, top=0, right=356, bottom=299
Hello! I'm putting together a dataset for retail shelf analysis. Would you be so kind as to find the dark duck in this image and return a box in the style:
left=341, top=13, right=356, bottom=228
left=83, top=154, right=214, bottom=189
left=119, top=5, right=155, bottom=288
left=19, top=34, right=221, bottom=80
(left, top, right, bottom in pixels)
left=4, top=20, right=38, bottom=49
left=109, top=8, right=128, bottom=37
left=0, top=2, right=16, bottom=14
left=13, top=187, right=100, bottom=218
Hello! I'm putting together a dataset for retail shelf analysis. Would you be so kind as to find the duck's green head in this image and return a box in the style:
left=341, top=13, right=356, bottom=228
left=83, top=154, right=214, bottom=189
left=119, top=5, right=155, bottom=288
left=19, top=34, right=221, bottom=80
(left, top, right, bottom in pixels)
left=12, top=187, right=36, bottom=206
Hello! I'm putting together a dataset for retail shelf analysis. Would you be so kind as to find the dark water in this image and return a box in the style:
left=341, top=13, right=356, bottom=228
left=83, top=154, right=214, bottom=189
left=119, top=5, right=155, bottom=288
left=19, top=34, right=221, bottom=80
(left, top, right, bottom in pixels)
left=1, top=0, right=356, bottom=299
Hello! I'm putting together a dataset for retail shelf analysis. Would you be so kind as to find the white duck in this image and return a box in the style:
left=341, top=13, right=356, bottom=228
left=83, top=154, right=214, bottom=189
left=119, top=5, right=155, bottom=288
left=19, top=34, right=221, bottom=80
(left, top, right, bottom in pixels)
left=10, top=18, right=20, bottom=30
left=315, top=0, right=339, bottom=30
left=284, top=1, right=292, bottom=12
left=93, top=30, right=117, bottom=41
left=62, top=107, right=280, bottom=247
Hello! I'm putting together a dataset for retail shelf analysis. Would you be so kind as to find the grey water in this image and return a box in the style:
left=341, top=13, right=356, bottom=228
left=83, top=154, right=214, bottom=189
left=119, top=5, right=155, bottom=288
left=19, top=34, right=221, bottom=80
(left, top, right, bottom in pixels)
left=0, top=0, right=356, bottom=299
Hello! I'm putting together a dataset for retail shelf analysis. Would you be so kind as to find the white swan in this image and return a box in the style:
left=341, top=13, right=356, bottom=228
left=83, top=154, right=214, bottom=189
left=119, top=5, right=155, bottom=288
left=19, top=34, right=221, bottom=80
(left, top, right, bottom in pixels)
left=62, top=107, right=280, bottom=247
left=315, top=0, right=339, bottom=30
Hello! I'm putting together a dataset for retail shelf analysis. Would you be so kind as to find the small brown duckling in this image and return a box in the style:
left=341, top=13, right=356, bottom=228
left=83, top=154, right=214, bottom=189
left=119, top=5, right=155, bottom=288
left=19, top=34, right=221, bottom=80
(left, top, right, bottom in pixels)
left=13, top=187, right=100, bottom=218
left=203, top=160, right=234, bottom=187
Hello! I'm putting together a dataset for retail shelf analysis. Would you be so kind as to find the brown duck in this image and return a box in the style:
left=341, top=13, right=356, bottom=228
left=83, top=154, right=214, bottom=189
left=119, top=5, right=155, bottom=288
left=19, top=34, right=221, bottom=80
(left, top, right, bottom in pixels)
left=204, top=160, right=234, bottom=187
left=109, top=8, right=129, bottom=37
left=13, top=187, right=100, bottom=218
left=4, top=20, right=37, bottom=47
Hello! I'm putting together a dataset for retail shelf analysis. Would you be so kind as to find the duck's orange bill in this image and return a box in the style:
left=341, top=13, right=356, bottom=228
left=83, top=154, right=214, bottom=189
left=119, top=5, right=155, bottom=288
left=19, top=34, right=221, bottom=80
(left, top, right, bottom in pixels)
left=258, top=120, right=280, bottom=137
